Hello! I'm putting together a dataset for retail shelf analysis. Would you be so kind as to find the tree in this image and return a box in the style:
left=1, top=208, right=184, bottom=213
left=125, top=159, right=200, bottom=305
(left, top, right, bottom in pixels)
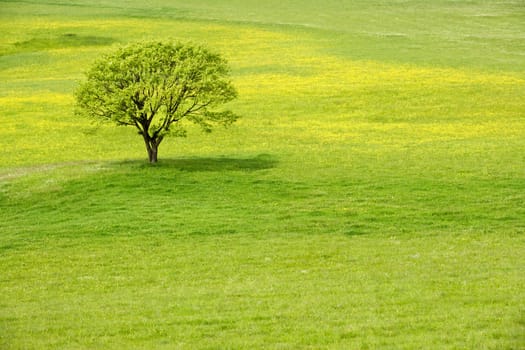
left=75, top=41, right=238, bottom=163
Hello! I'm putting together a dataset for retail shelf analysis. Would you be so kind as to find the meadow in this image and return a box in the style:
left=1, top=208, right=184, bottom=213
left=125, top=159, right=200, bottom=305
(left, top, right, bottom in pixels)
left=1, top=0, right=524, bottom=348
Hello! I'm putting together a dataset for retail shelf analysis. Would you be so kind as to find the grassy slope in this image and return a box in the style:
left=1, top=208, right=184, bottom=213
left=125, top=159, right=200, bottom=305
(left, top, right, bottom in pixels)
left=1, top=1, right=524, bottom=349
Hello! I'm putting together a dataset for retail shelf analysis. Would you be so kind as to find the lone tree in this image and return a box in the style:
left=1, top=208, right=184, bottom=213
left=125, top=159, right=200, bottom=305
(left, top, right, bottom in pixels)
left=75, top=41, right=238, bottom=163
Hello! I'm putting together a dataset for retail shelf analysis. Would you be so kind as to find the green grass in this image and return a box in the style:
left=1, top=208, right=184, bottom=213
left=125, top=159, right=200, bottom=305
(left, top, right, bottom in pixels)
left=1, top=0, right=525, bottom=349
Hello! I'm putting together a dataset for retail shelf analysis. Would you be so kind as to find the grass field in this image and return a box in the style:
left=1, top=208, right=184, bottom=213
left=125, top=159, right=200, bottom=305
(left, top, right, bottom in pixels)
left=1, top=1, right=525, bottom=349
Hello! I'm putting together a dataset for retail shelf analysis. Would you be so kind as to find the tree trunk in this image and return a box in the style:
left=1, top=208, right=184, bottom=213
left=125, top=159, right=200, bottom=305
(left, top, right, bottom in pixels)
left=142, top=133, right=160, bottom=164
left=148, top=145, right=158, bottom=163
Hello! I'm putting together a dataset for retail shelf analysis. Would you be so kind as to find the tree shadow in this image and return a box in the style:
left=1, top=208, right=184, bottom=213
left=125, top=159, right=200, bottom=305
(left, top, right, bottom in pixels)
left=115, top=154, right=278, bottom=172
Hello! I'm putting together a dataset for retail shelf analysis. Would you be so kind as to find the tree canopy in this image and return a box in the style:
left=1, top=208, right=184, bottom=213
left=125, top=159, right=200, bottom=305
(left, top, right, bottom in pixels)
left=75, top=41, right=238, bottom=163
